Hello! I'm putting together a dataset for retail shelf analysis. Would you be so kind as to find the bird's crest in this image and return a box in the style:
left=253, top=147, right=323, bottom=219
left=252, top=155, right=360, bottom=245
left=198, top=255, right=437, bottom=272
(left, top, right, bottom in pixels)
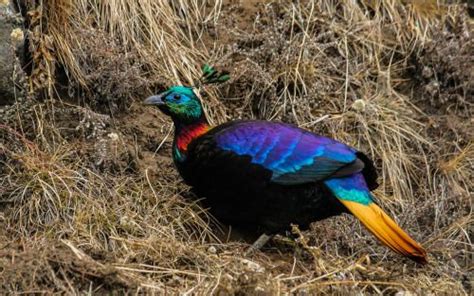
left=195, top=64, right=230, bottom=87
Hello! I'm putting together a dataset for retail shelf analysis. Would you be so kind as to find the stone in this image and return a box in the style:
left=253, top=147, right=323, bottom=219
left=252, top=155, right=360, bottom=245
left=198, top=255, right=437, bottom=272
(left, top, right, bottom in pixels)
left=0, top=1, right=26, bottom=106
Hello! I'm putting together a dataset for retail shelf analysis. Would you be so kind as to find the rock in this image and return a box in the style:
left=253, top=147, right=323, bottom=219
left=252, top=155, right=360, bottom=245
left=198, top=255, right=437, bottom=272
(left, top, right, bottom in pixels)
left=0, top=0, right=26, bottom=106
left=239, top=258, right=265, bottom=273
left=351, top=99, right=367, bottom=112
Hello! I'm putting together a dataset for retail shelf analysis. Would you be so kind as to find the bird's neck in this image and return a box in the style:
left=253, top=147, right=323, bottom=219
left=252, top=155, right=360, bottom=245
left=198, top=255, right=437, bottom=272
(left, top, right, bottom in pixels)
left=173, top=118, right=210, bottom=162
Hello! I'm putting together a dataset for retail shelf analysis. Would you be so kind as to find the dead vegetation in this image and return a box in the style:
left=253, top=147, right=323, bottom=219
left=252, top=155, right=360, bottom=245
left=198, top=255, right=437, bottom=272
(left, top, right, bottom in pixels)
left=0, top=0, right=472, bottom=294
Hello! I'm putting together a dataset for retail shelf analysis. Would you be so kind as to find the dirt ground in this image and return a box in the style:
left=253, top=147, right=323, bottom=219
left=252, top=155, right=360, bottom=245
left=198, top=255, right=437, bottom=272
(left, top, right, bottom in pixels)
left=0, top=0, right=473, bottom=294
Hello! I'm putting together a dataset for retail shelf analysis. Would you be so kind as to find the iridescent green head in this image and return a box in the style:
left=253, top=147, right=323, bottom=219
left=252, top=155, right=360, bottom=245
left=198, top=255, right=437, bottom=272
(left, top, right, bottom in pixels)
left=144, top=65, right=229, bottom=123
left=144, top=86, right=203, bottom=123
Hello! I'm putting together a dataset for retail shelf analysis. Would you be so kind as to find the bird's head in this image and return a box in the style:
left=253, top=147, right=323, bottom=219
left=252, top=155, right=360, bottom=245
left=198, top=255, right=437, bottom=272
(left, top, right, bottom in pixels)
left=144, top=65, right=229, bottom=124
left=144, top=86, right=204, bottom=124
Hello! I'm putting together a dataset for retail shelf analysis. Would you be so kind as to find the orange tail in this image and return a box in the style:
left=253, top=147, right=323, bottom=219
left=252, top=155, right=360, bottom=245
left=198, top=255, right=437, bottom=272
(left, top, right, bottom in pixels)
left=339, top=200, right=428, bottom=264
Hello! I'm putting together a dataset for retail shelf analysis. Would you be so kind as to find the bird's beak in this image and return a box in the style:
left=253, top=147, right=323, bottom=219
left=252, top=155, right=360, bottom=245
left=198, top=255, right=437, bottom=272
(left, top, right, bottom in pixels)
left=144, top=93, right=165, bottom=106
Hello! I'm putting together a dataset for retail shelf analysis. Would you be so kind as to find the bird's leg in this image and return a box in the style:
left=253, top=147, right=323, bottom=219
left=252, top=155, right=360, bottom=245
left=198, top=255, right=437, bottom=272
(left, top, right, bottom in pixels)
left=245, top=233, right=272, bottom=255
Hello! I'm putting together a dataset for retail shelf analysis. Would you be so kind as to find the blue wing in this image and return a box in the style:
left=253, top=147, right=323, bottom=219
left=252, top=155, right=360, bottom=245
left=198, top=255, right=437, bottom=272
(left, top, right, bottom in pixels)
left=214, top=121, right=360, bottom=185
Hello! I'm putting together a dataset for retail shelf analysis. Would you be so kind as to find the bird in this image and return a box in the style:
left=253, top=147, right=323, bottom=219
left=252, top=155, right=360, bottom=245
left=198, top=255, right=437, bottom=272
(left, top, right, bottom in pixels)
left=144, top=67, right=427, bottom=264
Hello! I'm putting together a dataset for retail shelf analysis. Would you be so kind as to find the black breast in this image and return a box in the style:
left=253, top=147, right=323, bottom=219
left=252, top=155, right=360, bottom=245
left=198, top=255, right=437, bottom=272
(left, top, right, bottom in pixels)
left=175, top=131, right=348, bottom=234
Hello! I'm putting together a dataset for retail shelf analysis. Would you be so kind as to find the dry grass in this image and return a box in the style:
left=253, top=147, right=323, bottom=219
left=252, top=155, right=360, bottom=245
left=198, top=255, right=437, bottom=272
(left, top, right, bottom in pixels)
left=0, top=0, right=472, bottom=294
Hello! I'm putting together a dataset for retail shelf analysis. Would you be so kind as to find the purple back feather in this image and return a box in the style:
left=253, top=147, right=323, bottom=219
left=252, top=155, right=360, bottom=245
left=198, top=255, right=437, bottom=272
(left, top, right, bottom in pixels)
left=215, top=121, right=357, bottom=184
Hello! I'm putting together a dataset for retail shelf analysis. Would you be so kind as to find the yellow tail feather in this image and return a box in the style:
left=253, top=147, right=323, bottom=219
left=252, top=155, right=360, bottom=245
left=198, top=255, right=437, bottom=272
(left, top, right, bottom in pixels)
left=339, top=200, right=428, bottom=264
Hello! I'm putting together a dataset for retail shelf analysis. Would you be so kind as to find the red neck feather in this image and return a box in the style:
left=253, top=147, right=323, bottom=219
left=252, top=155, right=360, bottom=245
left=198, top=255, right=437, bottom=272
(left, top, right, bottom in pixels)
left=175, top=121, right=210, bottom=154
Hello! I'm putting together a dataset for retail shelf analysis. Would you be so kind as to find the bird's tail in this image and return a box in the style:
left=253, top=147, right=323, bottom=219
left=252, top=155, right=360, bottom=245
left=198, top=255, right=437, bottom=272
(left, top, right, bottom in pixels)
left=324, top=174, right=427, bottom=264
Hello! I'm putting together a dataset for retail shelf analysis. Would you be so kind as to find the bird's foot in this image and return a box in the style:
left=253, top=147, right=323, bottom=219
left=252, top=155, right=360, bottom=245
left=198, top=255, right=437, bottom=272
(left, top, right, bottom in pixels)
left=245, top=233, right=272, bottom=255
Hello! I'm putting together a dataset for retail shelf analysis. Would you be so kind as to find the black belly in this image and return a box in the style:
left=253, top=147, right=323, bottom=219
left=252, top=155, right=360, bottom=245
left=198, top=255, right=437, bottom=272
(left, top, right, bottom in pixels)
left=176, top=134, right=353, bottom=235
left=182, top=167, right=348, bottom=234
